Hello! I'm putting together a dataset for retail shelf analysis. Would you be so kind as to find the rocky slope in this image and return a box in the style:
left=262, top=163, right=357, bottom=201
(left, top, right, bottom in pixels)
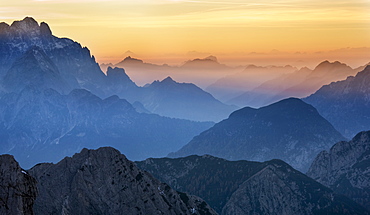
left=0, top=87, right=213, bottom=169
left=169, top=98, right=345, bottom=172
left=29, top=147, right=217, bottom=215
left=307, top=130, right=370, bottom=210
left=0, top=154, right=37, bottom=215
left=304, top=65, right=370, bottom=138
left=137, top=155, right=368, bottom=215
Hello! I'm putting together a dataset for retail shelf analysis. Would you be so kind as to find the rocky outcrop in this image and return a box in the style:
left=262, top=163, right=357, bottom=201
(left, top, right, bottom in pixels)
left=28, top=147, right=216, bottom=215
left=170, top=98, right=345, bottom=172
left=307, top=130, right=370, bottom=210
left=0, top=154, right=37, bottom=215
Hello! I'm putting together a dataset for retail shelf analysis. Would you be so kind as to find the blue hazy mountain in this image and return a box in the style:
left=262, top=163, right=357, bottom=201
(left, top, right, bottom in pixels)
left=0, top=17, right=107, bottom=97
left=137, top=155, right=368, bottom=214
left=139, top=77, right=238, bottom=122
left=169, top=98, right=345, bottom=172
left=307, top=130, right=370, bottom=211
left=304, top=66, right=370, bottom=138
left=2, top=46, right=70, bottom=94
left=0, top=87, right=213, bottom=168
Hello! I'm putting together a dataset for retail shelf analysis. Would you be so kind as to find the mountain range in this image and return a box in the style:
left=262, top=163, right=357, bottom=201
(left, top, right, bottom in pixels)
left=226, top=60, right=361, bottom=108
left=304, top=65, right=370, bottom=138
left=169, top=98, right=345, bottom=172
left=307, top=130, right=370, bottom=210
left=137, top=154, right=368, bottom=214
left=28, top=147, right=217, bottom=215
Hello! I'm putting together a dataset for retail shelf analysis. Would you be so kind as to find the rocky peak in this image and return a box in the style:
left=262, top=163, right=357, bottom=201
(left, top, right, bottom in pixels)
left=307, top=130, right=370, bottom=210
left=0, top=154, right=37, bottom=215
left=29, top=147, right=217, bottom=215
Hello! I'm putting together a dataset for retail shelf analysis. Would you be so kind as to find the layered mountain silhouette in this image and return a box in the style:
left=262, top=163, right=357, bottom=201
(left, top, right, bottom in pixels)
left=206, top=65, right=297, bottom=102
left=28, top=147, right=216, bottom=215
left=169, top=98, right=345, bottom=172
left=227, top=61, right=360, bottom=108
left=111, top=55, right=241, bottom=88
left=0, top=87, right=212, bottom=168
left=304, top=65, right=370, bottom=138
left=307, top=130, right=370, bottom=210
left=137, top=155, right=368, bottom=214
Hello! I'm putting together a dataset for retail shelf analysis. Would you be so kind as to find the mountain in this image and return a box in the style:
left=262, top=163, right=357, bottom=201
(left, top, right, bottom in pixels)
left=0, top=87, right=213, bottom=169
left=228, top=66, right=312, bottom=107
left=304, top=65, right=370, bottom=138
left=2, top=46, right=70, bottom=94
left=137, top=155, right=369, bottom=215
left=228, top=61, right=359, bottom=108
left=0, top=17, right=107, bottom=97
left=113, top=55, right=241, bottom=88
left=169, top=98, right=345, bottom=172
left=307, top=131, right=370, bottom=210
left=28, top=147, right=217, bottom=215
left=140, top=77, right=238, bottom=122
left=206, top=65, right=297, bottom=102
left=0, top=154, right=37, bottom=215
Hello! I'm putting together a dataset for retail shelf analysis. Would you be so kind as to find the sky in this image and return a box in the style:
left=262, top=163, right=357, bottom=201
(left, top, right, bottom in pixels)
left=1, top=0, right=370, bottom=67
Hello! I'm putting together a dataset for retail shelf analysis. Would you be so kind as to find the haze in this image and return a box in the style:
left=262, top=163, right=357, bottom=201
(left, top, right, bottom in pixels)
left=2, top=0, right=370, bottom=67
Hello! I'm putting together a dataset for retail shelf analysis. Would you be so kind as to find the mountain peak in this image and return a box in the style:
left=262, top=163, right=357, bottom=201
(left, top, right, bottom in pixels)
left=122, top=56, right=143, bottom=63
left=315, top=60, right=349, bottom=70
left=204, top=55, right=218, bottom=62
left=161, top=76, right=176, bottom=83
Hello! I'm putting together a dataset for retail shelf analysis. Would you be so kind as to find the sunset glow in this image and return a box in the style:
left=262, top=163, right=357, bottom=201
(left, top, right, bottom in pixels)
left=1, top=0, right=370, bottom=66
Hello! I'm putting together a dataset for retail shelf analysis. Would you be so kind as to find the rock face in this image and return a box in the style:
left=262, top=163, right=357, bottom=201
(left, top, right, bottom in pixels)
left=137, top=155, right=368, bottom=215
left=28, top=147, right=217, bottom=215
left=170, top=98, right=345, bottom=172
left=304, top=65, right=370, bottom=138
left=0, top=87, right=213, bottom=169
left=0, top=17, right=106, bottom=97
left=0, top=154, right=37, bottom=215
left=307, top=130, right=370, bottom=210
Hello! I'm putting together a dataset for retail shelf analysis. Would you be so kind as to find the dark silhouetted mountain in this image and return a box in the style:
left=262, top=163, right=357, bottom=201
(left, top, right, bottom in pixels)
left=3, top=46, right=70, bottom=94
left=307, top=131, right=370, bottom=210
left=140, top=77, right=237, bottom=122
left=0, top=154, right=37, bottom=215
left=0, top=87, right=213, bottom=168
left=0, top=17, right=107, bottom=97
left=137, top=155, right=265, bottom=213
left=207, top=65, right=297, bottom=102
left=304, top=65, right=370, bottom=138
left=169, top=98, right=345, bottom=172
left=137, top=155, right=368, bottom=215
left=28, top=147, right=217, bottom=215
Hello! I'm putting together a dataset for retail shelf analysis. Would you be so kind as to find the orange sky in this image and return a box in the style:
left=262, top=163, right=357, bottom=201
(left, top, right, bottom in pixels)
left=1, top=0, right=370, bottom=67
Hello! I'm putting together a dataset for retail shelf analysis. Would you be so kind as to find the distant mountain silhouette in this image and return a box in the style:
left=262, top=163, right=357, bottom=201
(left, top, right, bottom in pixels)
left=207, top=65, right=297, bottom=102
left=169, top=98, right=345, bottom=172
left=139, top=76, right=237, bottom=122
left=227, top=61, right=359, bottom=108
left=304, top=65, right=370, bottom=138
left=137, top=155, right=368, bottom=214
left=112, top=55, right=241, bottom=88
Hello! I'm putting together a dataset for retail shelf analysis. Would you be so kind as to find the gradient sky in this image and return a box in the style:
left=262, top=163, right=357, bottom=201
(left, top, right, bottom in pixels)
left=1, top=0, right=370, bottom=66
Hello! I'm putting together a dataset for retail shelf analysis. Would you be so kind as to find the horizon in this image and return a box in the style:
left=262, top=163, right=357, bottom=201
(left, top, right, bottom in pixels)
left=1, top=0, right=370, bottom=68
